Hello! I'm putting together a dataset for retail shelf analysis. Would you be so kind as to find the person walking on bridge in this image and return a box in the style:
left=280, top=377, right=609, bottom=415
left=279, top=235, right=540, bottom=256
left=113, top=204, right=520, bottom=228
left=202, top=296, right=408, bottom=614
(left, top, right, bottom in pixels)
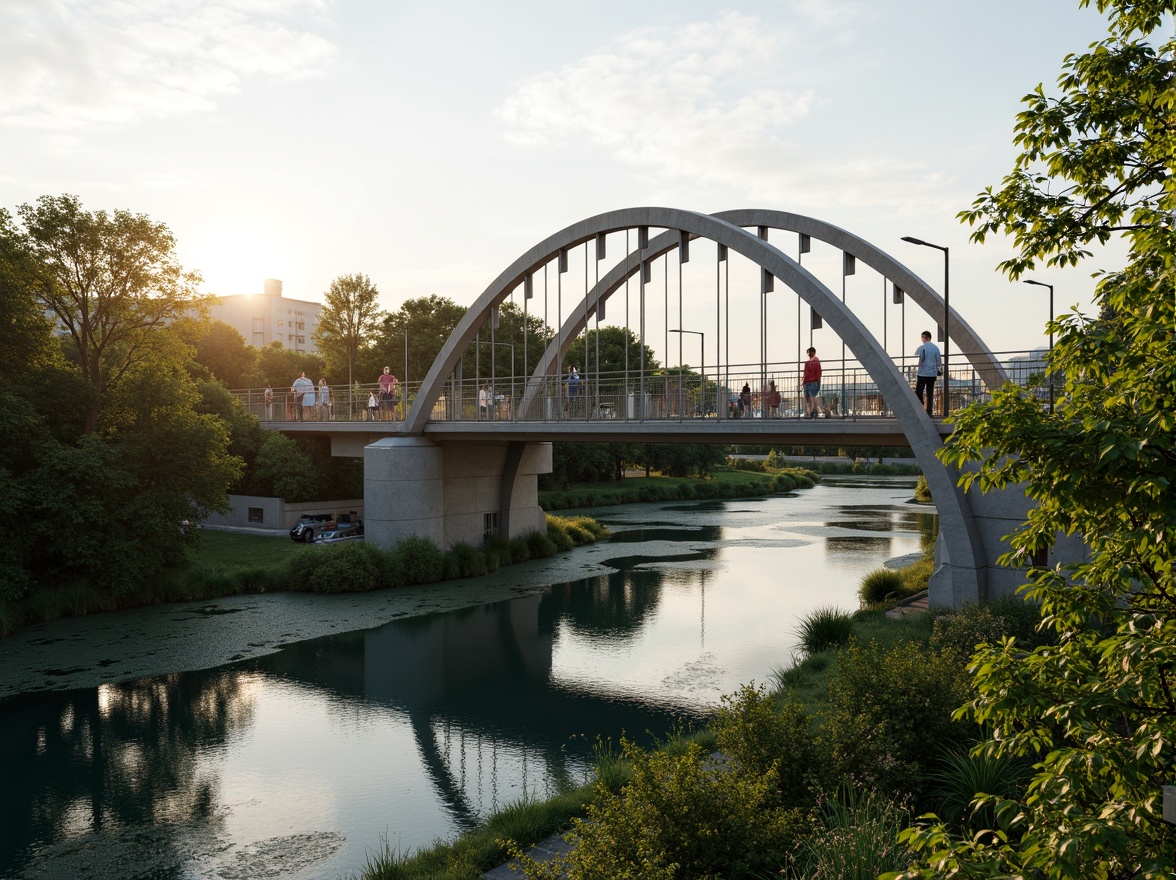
left=291, top=372, right=313, bottom=422
left=915, top=330, right=942, bottom=416
left=802, top=348, right=823, bottom=418
left=378, top=367, right=397, bottom=420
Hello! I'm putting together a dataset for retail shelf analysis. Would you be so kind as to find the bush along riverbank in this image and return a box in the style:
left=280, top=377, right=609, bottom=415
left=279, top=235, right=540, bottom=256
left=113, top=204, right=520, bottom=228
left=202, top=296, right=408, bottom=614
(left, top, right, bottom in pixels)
left=0, top=515, right=608, bottom=637
left=540, top=464, right=818, bottom=510
left=359, top=559, right=1047, bottom=880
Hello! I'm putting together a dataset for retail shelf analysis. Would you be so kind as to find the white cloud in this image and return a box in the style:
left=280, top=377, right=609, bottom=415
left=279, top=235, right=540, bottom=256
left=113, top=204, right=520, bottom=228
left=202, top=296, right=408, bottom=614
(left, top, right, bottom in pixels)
left=498, top=12, right=813, bottom=158
left=0, top=0, right=337, bottom=130
left=494, top=6, right=972, bottom=215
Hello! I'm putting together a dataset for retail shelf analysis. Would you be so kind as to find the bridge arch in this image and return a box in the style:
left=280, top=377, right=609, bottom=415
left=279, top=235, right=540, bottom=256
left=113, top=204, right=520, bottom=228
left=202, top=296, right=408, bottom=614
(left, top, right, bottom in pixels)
left=405, top=207, right=991, bottom=604
left=518, top=210, right=1006, bottom=410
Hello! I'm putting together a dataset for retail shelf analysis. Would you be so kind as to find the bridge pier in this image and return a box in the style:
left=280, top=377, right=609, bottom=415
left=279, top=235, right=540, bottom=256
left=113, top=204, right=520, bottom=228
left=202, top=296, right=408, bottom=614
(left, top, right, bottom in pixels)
left=364, top=437, right=552, bottom=551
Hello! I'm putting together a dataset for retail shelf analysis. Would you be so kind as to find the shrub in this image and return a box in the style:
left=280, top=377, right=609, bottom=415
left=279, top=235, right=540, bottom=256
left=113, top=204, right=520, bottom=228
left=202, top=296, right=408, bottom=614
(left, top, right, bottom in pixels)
left=546, top=520, right=575, bottom=552
left=527, top=530, right=559, bottom=558
left=303, top=542, right=384, bottom=593
left=507, top=537, right=530, bottom=563
left=823, top=639, right=973, bottom=802
left=914, top=475, right=932, bottom=502
left=393, top=536, right=445, bottom=584
left=797, top=787, right=912, bottom=880
left=900, top=557, right=934, bottom=593
left=927, top=746, right=1030, bottom=832
left=796, top=606, right=856, bottom=654
left=930, top=597, right=1049, bottom=663
left=510, top=738, right=807, bottom=880
left=860, top=568, right=907, bottom=605
left=710, top=683, right=819, bottom=809
left=447, top=541, right=488, bottom=578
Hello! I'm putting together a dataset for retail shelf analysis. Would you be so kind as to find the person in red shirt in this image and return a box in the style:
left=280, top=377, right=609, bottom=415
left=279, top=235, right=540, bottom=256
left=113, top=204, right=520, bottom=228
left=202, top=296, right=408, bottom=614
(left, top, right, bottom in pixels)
left=378, top=367, right=397, bottom=420
left=802, top=347, right=823, bottom=418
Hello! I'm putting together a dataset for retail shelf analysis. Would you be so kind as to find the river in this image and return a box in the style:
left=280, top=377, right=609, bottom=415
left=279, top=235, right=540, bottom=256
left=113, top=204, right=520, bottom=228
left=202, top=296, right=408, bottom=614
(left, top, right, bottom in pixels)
left=0, top=476, right=933, bottom=880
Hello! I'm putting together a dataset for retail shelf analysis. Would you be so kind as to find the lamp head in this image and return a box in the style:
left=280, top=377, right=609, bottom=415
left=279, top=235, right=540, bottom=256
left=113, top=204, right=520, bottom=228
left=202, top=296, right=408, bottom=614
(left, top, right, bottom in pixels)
left=901, top=236, right=927, bottom=246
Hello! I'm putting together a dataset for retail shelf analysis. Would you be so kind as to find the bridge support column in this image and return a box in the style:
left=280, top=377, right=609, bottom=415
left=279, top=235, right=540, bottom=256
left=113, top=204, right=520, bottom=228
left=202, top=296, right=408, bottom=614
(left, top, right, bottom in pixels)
left=929, top=476, right=1057, bottom=608
left=364, top=437, right=552, bottom=551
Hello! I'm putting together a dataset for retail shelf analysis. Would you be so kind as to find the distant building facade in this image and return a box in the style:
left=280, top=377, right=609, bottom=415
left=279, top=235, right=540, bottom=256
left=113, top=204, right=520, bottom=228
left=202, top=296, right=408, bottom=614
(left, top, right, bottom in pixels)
left=209, top=279, right=323, bottom=354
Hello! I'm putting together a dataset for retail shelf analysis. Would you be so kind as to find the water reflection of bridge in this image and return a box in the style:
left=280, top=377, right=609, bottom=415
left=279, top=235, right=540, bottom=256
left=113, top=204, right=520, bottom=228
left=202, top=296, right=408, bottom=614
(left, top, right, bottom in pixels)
left=256, top=568, right=684, bottom=829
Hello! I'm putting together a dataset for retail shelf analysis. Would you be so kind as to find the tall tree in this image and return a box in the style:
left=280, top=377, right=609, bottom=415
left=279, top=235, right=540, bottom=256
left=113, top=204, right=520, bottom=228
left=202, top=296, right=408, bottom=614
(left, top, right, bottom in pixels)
left=3, top=194, right=206, bottom=434
left=365, top=294, right=469, bottom=387
left=566, top=326, right=661, bottom=379
left=892, top=2, right=1175, bottom=878
left=312, top=273, right=383, bottom=388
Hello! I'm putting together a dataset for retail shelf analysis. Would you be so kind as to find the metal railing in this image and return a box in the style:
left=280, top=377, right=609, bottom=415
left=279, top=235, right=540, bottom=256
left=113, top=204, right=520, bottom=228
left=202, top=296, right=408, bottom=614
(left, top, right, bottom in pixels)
left=234, top=350, right=1051, bottom=425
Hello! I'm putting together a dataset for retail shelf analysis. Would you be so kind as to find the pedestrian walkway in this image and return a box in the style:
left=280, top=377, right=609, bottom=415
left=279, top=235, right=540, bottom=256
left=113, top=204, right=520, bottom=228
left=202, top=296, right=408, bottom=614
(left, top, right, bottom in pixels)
left=886, top=589, right=929, bottom=618
left=483, top=834, right=571, bottom=879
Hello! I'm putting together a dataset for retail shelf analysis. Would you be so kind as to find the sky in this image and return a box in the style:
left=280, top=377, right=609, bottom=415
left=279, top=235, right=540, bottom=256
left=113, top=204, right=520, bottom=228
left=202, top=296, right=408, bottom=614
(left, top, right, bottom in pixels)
left=0, top=0, right=1129, bottom=364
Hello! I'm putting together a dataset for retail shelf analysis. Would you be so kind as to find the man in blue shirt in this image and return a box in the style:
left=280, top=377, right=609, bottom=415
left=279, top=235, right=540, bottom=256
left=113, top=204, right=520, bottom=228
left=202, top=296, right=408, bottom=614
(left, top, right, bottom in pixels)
left=915, top=330, right=942, bottom=416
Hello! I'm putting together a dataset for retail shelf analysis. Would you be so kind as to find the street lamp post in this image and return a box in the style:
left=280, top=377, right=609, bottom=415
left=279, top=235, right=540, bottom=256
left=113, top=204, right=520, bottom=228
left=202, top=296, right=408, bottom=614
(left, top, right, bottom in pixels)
left=1022, top=279, right=1055, bottom=414
left=901, top=236, right=949, bottom=417
left=669, top=329, right=705, bottom=417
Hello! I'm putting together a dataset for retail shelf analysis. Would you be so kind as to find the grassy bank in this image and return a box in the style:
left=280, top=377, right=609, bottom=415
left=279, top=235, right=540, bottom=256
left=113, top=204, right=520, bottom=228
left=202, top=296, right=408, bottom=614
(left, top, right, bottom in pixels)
left=0, top=514, right=607, bottom=637
left=540, top=464, right=818, bottom=510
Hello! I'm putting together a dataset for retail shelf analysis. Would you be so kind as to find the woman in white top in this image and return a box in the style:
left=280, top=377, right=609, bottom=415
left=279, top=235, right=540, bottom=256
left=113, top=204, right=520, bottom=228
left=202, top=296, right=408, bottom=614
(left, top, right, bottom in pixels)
left=317, top=379, right=331, bottom=420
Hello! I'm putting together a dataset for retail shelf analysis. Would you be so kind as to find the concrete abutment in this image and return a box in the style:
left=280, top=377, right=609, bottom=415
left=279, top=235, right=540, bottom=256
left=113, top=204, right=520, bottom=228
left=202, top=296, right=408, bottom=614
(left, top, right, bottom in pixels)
left=364, top=437, right=552, bottom=550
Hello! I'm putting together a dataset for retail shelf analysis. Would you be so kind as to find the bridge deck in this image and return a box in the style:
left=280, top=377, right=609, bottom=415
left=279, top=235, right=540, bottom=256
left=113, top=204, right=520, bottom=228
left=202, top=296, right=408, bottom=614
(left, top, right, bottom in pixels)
left=263, top=417, right=949, bottom=447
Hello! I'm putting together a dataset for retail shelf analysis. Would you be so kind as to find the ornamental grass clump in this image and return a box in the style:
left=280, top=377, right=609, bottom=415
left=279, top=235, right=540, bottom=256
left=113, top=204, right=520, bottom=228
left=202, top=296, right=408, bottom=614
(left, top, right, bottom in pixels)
left=795, top=605, right=856, bottom=655
left=798, top=786, right=912, bottom=880
left=859, top=567, right=907, bottom=606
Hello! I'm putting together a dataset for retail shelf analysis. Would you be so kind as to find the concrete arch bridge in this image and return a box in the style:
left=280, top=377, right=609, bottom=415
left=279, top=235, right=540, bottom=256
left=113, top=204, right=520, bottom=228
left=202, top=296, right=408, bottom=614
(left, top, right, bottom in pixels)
left=255, top=208, right=1050, bottom=608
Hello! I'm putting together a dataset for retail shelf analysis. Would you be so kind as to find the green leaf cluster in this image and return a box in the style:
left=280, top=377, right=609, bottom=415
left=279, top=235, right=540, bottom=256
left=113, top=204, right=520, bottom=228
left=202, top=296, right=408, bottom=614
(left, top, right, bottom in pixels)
left=893, top=2, right=1176, bottom=876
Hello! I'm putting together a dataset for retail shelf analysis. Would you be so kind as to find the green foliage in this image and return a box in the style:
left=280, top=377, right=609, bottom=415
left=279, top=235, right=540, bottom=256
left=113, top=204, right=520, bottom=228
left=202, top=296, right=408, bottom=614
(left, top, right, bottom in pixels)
left=510, top=737, right=806, bottom=880
left=299, top=542, right=385, bottom=593
left=859, top=568, right=907, bottom=605
left=313, top=273, right=383, bottom=384
left=546, top=519, right=576, bottom=551
left=795, top=605, right=856, bottom=654
left=929, top=597, right=1051, bottom=664
left=710, top=683, right=818, bottom=809
left=914, top=475, right=932, bottom=502
left=248, top=432, right=321, bottom=501
left=893, top=5, right=1176, bottom=877
left=393, top=536, right=445, bottom=584
left=926, top=747, right=1030, bottom=833
left=824, top=639, right=972, bottom=800
left=4, top=193, right=205, bottom=434
left=799, top=787, right=913, bottom=880
left=527, top=530, right=559, bottom=558
left=447, top=541, right=489, bottom=578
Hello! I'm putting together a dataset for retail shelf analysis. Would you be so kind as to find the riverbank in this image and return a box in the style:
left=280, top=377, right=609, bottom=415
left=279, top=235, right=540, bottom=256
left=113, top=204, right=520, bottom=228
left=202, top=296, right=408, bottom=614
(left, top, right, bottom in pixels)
left=374, top=569, right=1032, bottom=880
left=0, top=514, right=605, bottom=639
left=540, top=463, right=817, bottom=510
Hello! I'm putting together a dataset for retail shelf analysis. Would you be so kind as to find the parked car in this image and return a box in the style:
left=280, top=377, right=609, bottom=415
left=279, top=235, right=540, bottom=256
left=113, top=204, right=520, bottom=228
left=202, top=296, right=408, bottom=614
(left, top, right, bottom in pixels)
left=289, top=513, right=336, bottom=543
left=316, top=522, right=364, bottom=544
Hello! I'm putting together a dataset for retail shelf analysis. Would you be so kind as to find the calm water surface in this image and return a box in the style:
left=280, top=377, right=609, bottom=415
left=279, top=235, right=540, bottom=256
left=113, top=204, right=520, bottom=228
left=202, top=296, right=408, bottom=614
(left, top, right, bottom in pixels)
left=0, top=477, right=933, bottom=880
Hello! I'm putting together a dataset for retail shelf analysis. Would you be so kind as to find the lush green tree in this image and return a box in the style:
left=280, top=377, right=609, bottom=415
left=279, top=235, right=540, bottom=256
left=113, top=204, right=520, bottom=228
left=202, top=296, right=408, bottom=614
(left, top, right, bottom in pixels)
left=471, top=300, right=554, bottom=384
left=253, top=340, right=325, bottom=390
left=0, top=217, right=58, bottom=381
left=312, top=273, right=383, bottom=387
left=189, top=319, right=258, bottom=389
left=891, top=3, right=1176, bottom=877
left=566, top=326, right=660, bottom=379
left=247, top=432, right=321, bottom=502
left=365, top=294, right=469, bottom=388
left=2, top=194, right=206, bottom=434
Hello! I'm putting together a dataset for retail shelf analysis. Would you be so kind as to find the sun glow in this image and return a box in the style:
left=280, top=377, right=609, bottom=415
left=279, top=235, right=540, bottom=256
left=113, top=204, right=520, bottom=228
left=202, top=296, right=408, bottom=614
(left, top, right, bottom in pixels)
left=183, top=222, right=288, bottom=297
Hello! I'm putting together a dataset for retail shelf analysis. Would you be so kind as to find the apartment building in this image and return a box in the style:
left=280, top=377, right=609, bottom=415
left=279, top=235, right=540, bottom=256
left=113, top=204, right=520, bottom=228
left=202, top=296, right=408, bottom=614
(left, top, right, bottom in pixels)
left=209, top=279, right=323, bottom=353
